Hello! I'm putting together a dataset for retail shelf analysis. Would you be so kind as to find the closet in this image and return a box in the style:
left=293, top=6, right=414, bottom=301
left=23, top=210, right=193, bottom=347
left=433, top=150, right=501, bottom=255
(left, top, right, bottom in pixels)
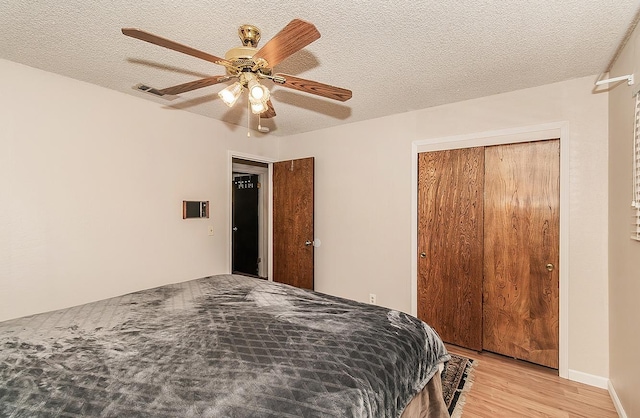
left=417, top=139, right=559, bottom=369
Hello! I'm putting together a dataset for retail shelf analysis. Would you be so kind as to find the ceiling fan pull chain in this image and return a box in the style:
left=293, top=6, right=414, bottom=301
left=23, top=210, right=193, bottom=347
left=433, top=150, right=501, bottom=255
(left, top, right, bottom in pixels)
left=247, top=99, right=251, bottom=137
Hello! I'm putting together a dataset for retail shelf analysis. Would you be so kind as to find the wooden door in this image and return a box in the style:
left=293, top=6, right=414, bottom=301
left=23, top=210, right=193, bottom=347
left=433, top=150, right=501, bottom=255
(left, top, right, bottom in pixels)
left=417, top=148, right=484, bottom=350
left=273, top=157, right=314, bottom=289
left=483, top=140, right=560, bottom=368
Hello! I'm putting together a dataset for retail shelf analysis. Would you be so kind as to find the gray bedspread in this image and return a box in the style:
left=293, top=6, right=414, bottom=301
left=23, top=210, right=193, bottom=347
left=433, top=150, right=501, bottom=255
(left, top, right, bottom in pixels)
left=0, top=274, right=449, bottom=417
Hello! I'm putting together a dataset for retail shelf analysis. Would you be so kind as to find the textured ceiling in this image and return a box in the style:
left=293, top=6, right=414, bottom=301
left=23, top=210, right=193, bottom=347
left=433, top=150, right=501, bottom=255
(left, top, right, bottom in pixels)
left=1, top=1, right=639, bottom=136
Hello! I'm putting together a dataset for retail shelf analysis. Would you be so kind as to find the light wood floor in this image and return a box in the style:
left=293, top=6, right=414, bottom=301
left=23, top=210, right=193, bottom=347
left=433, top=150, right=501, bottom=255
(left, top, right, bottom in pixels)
left=446, top=345, right=619, bottom=417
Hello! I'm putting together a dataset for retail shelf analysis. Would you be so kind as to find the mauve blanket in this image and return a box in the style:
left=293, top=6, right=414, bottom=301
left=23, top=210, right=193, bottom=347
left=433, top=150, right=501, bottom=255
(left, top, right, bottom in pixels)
left=0, top=274, right=449, bottom=417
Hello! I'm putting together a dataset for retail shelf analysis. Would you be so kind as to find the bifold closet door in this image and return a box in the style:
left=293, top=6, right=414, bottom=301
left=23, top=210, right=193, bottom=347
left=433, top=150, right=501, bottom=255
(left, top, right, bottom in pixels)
left=482, top=140, right=560, bottom=369
left=417, top=147, right=484, bottom=351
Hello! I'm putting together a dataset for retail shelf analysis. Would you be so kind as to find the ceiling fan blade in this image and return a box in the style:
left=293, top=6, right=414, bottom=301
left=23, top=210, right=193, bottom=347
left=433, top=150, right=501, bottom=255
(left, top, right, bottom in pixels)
left=261, top=99, right=276, bottom=118
left=253, top=19, right=320, bottom=67
left=158, top=76, right=229, bottom=95
left=122, top=28, right=232, bottom=67
left=274, top=74, right=352, bottom=102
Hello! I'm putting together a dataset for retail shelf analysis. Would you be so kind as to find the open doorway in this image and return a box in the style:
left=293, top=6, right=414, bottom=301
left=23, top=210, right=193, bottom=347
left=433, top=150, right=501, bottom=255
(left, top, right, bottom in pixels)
left=229, top=154, right=315, bottom=287
left=232, top=158, right=269, bottom=279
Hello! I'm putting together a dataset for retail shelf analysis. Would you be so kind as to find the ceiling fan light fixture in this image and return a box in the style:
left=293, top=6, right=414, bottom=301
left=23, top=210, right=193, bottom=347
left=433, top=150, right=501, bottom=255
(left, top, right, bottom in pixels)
left=250, top=100, right=267, bottom=115
left=248, top=79, right=269, bottom=102
left=218, top=81, right=243, bottom=107
left=123, top=20, right=352, bottom=128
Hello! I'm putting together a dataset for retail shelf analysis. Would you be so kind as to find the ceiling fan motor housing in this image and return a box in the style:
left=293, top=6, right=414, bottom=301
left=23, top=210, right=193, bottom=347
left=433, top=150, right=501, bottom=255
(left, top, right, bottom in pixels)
left=224, top=46, right=271, bottom=77
left=225, top=25, right=272, bottom=77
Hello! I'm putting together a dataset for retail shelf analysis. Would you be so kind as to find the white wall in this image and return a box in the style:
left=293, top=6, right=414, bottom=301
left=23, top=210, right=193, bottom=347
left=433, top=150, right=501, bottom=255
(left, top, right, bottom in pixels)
left=608, top=24, right=640, bottom=418
left=0, top=59, right=278, bottom=322
left=0, top=57, right=612, bottom=385
left=279, top=76, right=610, bottom=381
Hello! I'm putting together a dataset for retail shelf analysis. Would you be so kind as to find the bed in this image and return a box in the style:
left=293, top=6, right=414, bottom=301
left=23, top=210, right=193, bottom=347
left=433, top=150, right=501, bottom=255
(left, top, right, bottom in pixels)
left=0, top=274, right=450, bottom=417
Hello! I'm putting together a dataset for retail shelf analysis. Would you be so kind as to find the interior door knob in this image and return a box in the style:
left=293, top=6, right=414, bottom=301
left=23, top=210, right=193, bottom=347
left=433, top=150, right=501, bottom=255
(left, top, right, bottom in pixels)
left=305, top=240, right=313, bottom=246
left=420, top=252, right=426, bottom=258
left=232, top=227, right=238, bottom=231
left=546, top=263, right=555, bottom=272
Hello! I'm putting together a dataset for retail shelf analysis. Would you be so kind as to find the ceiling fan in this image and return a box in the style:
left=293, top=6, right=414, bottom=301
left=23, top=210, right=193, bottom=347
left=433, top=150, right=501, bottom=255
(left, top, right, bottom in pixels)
left=122, top=19, right=352, bottom=120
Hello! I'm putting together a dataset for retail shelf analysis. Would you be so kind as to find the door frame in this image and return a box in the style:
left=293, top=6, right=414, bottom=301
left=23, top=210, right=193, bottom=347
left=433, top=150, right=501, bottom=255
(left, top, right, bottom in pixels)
left=411, top=121, right=569, bottom=379
left=232, top=164, right=267, bottom=278
left=228, top=151, right=277, bottom=281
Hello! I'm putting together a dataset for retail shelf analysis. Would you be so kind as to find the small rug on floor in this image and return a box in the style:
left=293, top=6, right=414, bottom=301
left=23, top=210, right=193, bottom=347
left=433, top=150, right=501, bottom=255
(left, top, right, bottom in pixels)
left=441, top=353, right=477, bottom=417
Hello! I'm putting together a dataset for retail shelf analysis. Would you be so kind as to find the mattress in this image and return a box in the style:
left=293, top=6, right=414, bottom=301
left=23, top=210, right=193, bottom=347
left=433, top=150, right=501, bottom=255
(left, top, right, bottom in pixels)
left=0, top=274, right=450, bottom=417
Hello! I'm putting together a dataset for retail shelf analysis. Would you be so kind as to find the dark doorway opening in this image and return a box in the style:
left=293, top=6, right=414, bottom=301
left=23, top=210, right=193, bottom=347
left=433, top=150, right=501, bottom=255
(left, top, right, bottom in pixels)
left=232, top=158, right=268, bottom=279
left=232, top=174, right=259, bottom=277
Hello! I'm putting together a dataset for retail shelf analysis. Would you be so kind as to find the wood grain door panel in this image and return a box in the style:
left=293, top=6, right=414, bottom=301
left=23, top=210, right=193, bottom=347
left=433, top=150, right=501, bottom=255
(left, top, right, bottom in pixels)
left=417, top=148, right=484, bottom=350
left=273, top=157, right=314, bottom=289
left=483, top=140, right=560, bottom=368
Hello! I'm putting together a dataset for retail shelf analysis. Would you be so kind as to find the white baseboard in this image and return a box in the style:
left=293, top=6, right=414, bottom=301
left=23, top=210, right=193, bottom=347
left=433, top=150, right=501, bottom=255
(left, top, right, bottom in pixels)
left=567, top=369, right=608, bottom=389
left=568, top=370, right=627, bottom=417
left=608, top=380, right=628, bottom=418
